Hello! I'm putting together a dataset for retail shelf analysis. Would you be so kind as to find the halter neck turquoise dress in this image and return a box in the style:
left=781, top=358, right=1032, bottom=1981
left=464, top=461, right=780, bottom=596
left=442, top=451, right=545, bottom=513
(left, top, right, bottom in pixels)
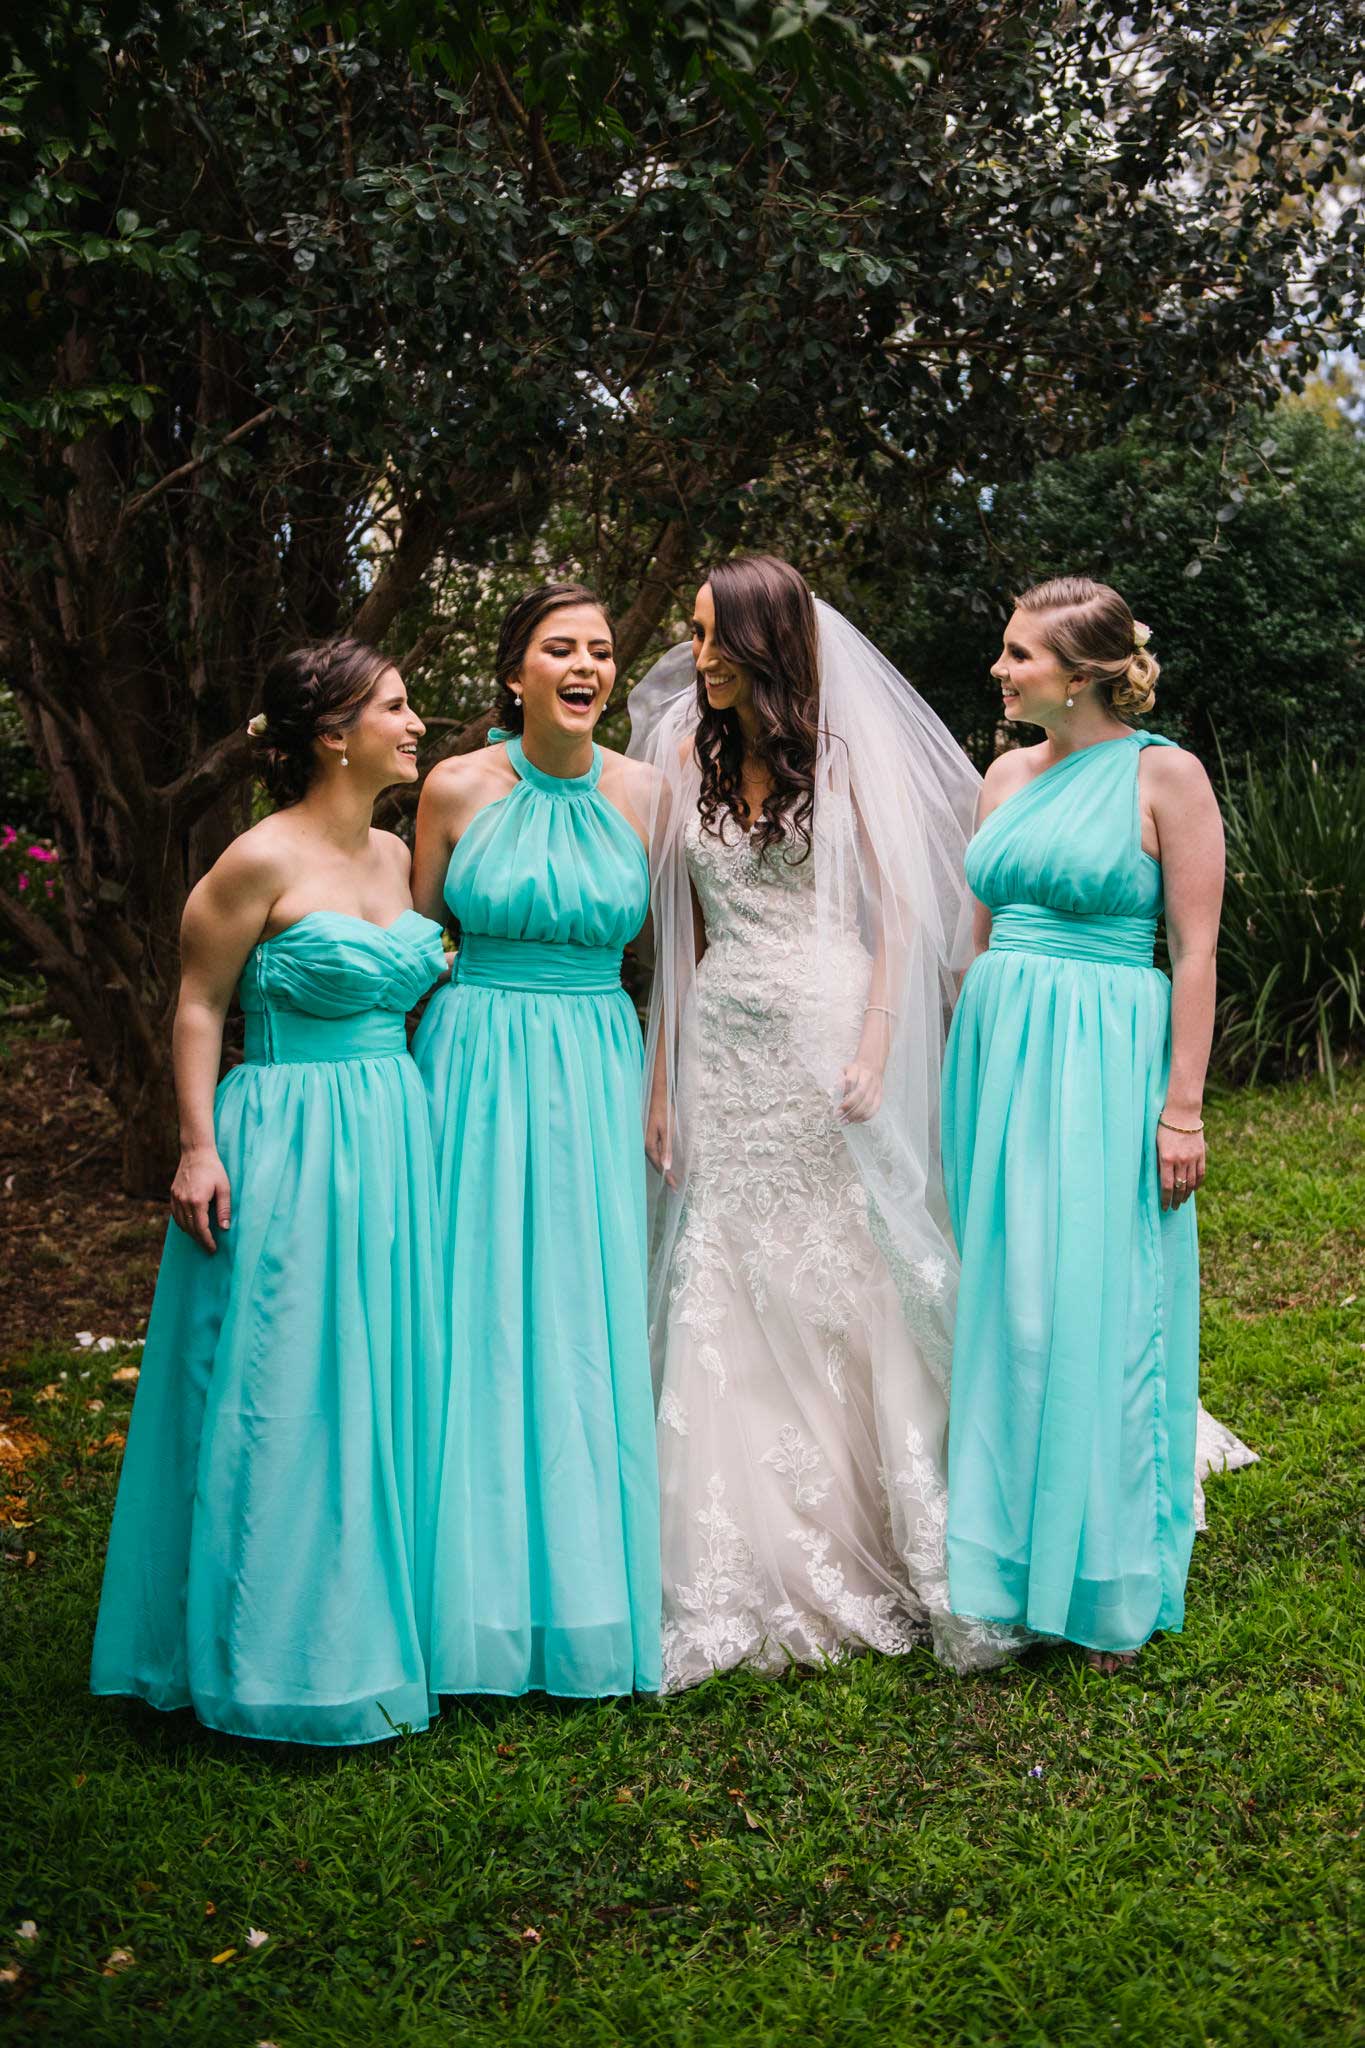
left=943, top=733, right=1200, bottom=1654
left=413, top=733, right=661, bottom=1697
left=91, top=911, right=450, bottom=1744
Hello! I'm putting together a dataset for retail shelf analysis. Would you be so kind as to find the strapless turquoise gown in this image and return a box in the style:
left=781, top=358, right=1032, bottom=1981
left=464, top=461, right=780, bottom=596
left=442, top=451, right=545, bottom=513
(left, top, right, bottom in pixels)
left=413, top=734, right=661, bottom=1697
left=91, top=911, right=450, bottom=1745
left=943, top=734, right=1199, bottom=1654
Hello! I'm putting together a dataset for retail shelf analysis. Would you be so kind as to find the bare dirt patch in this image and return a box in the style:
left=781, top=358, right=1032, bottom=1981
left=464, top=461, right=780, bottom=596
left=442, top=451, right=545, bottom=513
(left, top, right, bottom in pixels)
left=0, top=1030, right=164, bottom=1356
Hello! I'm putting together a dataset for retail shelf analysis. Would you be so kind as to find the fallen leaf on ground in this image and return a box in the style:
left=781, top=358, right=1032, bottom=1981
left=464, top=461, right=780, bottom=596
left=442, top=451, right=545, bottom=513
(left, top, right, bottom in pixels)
left=33, top=1385, right=62, bottom=1404
left=111, top=1365, right=140, bottom=1385
left=203, top=1901, right=215, bottom=1917
left=0, top=1425, right=47, bottom=1472
left=85, top=1399, right=104, bottom=1413
left=0, top=1965, right=20, bottom=1986
left=210, top=1947, right=236, bottom=1965
left=519, top=1927, right=542, bottom=1944
left=100, top=1431, right=126, bottom=1452
left=14, top=1924, right=37, bottom=1943
left=102, top=1947, right=134, bottom=1975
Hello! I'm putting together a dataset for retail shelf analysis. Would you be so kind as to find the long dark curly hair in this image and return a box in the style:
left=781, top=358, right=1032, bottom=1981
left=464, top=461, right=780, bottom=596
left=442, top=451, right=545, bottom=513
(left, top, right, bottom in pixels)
left=695, top=554, right=819, bottom=861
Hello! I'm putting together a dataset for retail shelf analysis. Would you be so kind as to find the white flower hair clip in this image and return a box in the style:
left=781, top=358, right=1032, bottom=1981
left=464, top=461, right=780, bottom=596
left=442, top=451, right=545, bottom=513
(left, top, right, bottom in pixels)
left=246, top=712, right=268, bottom=738
left=1132, top=620, right=1152, bottom=649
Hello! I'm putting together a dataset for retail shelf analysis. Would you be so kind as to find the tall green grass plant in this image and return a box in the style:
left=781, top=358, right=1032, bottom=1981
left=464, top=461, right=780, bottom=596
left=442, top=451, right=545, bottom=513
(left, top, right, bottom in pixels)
left=1215, top=751, right=1365, bottom=1086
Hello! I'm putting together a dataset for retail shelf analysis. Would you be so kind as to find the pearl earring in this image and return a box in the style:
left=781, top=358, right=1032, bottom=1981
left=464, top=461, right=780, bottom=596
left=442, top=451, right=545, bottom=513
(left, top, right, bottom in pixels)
left=1065, top=695, right=1075, bottom=709
left=340, top=748, right=349, bottom=767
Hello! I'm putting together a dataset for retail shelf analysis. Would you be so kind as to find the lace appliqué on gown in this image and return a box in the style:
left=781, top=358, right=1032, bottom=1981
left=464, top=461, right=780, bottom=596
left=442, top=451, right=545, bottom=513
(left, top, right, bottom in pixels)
left=658, top=814, right=1020, bottom=1690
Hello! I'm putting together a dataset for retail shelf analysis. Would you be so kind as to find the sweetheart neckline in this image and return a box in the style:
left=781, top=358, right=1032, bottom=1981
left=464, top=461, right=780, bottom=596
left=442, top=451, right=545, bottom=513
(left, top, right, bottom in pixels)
left=258, top=908, right=435, bottom=946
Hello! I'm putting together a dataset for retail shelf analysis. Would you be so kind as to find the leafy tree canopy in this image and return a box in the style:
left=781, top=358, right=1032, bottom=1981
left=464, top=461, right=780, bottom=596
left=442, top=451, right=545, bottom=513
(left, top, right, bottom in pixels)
left=0, top=0, right=1361, bottom=1187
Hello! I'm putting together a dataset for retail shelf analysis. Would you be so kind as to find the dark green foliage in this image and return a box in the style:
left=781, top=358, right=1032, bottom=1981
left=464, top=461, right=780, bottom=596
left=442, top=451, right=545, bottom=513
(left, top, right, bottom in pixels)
left=1216, top=751, right=1365, bottom=1086
left=2, top=2, right=1363, bottom=1188
left=871, top=404, right=1365, bottom=766
left=2, top=1070, right=1363, bottom=2043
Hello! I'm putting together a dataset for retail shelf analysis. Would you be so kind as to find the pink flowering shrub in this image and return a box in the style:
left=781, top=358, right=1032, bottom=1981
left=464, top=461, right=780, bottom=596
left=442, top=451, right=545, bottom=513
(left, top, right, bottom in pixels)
left=0, top=825, right=63, bottom=928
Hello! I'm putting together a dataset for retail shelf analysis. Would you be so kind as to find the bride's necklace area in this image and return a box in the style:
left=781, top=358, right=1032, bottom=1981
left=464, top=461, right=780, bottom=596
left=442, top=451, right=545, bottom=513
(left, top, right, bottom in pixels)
left=737, top=747, right=775, bottom=833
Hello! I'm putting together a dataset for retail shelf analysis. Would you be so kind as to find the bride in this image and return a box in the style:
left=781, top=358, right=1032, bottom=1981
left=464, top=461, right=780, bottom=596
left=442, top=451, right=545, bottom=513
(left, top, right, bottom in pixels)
left=630, top=554, right=1021, bottom=1687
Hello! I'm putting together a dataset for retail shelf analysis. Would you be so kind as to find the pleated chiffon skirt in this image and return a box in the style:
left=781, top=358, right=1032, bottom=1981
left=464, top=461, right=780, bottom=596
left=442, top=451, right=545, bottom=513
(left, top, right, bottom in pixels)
left=944, top=933, right=1200, bottom=1653
left=415, top=936, right=662, bottom=1698
left=91, top=1000, right=448, bottom=1745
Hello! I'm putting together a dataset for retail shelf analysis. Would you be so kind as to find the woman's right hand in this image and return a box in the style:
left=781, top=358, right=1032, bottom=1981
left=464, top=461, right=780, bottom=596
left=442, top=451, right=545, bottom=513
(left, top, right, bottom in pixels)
left=170, top=1146, right=232, bottom=1253
left=645, top=1098, right=677, bottom=1189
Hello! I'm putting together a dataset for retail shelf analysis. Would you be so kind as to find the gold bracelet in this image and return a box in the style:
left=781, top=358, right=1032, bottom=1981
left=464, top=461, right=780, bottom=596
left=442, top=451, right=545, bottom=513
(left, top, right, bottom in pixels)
left=1159, top=1115, right=1204, bottom=1135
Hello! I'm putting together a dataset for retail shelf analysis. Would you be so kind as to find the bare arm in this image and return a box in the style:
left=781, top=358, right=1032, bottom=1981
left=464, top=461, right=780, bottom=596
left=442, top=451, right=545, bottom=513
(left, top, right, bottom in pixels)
left=1147, top=748, right=1225, bottom=1209
left=170, top=841, right=282, bottom=1251
left=411, top=768, right=460, bottom=927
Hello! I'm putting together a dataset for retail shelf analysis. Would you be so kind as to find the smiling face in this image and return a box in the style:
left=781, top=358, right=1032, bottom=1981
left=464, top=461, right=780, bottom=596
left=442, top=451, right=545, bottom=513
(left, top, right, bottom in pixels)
left=321, top=666, right=425, bottom=787
left=991, top=610, right=1080, bottom=727
left=691, top=581, right=757, bottom=718
left=512, top=602, right=616, bottom=737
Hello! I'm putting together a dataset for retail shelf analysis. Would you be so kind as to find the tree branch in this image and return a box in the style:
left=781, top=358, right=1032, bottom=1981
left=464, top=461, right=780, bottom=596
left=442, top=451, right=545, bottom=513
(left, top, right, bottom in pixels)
left=112, top=407, right=277, bottom=536
left=614, top=511, right=704, bottom=674
left=349, top=480, right=548, bottom=648
left=0, top=883, right=87, bottom=999
left=157, top=725, right=254, bottom=831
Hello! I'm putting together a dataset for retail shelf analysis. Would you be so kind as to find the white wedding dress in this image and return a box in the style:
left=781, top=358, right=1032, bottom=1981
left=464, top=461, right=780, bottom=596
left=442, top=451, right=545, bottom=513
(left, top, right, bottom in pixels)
left=656, top=806, right=1017, bottom=1689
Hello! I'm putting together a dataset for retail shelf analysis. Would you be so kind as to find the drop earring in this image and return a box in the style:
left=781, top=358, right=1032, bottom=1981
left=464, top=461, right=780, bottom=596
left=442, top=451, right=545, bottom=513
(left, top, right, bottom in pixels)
left=340, top=747, right=349, bottom=767
left=1065, top=695, right=1075, bottom=709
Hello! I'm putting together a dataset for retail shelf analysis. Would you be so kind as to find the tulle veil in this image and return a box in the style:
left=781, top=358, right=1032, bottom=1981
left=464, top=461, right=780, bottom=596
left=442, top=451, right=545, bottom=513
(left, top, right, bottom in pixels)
left=628, top=598, right=981, bottom=1398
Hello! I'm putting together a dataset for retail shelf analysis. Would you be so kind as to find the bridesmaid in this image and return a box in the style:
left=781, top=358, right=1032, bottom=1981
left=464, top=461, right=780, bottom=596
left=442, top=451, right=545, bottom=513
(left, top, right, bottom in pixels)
left=412, top=584, right=661, bottom=1698
left=943, top=577, right=1227, bottom=1671
left=92, top=640, right=449, bottom=1744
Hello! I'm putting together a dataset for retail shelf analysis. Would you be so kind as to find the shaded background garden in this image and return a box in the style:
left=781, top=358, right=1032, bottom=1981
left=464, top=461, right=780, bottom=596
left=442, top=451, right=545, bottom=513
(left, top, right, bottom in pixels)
left=1, top=6, right=1363, bottom=2043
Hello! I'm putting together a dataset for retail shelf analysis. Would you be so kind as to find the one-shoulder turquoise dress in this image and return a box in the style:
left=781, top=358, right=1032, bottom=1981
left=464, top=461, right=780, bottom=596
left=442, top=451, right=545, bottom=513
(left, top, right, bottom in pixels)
left=413, top=735, right=661, bottom=1697
left=91, top=911, right=450, bottom=1745
left=943, top=733, right=1199, bottom=1654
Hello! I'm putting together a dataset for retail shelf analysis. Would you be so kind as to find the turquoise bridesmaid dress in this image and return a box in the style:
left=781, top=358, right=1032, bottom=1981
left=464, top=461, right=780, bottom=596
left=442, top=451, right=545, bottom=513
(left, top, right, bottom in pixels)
left=413, top=733, right=661, bottom=1698
left=943, top=733, right=1200, bottom=1654
left=91, top=911, right=450, bottom=1745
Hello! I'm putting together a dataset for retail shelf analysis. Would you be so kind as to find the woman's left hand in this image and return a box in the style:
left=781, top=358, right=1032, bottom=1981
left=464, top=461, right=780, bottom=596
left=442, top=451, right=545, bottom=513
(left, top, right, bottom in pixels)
left=839, top=1059, right=884, bottom=1125
left=1158, top=1121, right=1206, bottom=1210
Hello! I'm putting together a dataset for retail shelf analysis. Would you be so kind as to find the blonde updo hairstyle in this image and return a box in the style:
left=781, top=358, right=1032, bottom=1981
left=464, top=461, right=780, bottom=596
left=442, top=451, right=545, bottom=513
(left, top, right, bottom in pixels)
left=1015, top=576, right=1159, bottom=721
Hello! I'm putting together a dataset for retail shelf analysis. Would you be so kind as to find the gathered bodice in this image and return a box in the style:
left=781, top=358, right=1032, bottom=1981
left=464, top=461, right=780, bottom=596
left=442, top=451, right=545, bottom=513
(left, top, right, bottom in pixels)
left=238, top=910, right=447, bottom=1018
left=967, top=732, right=1171, bottom=923
left=444, top=736, right=649, bottom=952
left=236, top=910, right=447, bottom=1064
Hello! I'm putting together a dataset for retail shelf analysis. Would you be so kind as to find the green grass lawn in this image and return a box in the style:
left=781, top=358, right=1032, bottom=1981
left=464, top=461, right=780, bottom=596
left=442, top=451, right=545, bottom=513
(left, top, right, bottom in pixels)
left=2, top=1072, right=1363, bottom=2047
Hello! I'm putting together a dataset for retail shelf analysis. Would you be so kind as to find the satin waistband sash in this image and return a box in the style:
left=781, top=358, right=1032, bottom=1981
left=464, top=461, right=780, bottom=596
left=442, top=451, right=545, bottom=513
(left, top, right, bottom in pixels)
left=242, top=1009, right=408, bottom=1065
left=988, top=903, right=1157, bottom=967
left=454, top=934, right=625, bottom=993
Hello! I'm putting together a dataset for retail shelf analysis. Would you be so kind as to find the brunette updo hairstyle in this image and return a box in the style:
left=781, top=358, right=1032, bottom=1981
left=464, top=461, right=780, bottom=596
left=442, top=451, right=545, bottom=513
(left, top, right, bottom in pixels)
left=696, top=553, right=820, bottom=861
left=1014, top=576, right=1159, bottom=720
left=492, top=583, right=613, bottom=735
left=249, top=638, right=394, bottom=807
